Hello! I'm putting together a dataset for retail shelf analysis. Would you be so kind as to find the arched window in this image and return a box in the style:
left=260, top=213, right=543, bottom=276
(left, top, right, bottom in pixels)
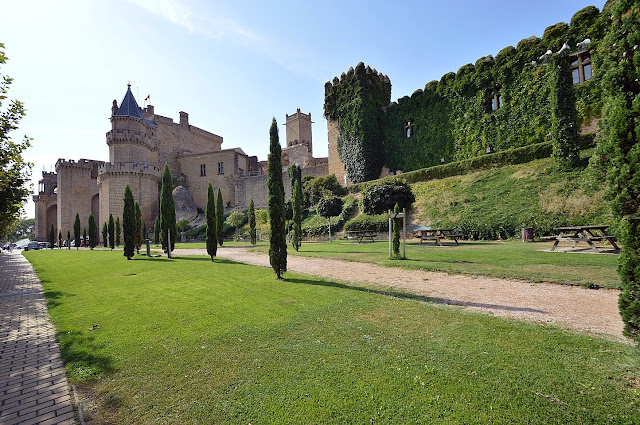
left=403, top=119, right=414, bottom=138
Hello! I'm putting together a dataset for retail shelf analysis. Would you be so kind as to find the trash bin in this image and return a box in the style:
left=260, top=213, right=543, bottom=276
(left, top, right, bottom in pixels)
left=521, top=227, right=534, bottom=242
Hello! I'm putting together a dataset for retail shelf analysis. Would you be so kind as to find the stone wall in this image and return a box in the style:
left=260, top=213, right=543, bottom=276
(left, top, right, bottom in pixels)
left=177, top=149, right=249, bottom=211
left=97, top=162, right=161, bottom=231
left=143, top=108, right=223, bottom=177
left=55, top=159, right=103, bottom=240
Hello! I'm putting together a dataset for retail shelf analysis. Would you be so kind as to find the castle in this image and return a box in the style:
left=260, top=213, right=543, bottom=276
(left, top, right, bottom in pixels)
left=33, top=85, right=327, bottom=242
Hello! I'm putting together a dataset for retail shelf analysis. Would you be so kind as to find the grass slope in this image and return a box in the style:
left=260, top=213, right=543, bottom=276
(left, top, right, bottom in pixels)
left=411, top=156, right=611, bottom=238
left=25, top=250, right=638, bottom=424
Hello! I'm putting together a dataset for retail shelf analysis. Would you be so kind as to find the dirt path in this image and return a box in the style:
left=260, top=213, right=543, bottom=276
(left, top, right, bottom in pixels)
left=174, top=247, right=626, bottom=343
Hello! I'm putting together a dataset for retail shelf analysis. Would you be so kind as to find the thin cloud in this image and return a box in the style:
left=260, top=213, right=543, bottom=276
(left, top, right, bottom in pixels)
left=126, top=0, right=325, bottom=80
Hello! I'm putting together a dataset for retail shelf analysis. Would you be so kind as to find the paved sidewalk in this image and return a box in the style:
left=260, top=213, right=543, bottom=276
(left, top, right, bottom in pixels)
left=0, top=251, right=77, bottom=425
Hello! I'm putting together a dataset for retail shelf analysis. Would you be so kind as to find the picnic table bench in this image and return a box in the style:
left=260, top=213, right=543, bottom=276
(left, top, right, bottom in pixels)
left=345, top=230, right=377, bottom=243
left=550, top=225, right=619, bottom=253
left=414, top=227, right=462, bottom=246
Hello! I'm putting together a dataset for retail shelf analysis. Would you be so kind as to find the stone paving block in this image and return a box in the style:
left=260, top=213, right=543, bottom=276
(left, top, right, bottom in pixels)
left=0, top=252, right=78, bottom=425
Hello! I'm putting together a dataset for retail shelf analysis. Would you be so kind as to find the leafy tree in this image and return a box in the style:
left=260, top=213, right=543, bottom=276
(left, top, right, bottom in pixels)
left=0, top=43, right=32, bottom=238
left=58, top=231, right=61, bottom=249
left=66, top=230, right=71, bottom=250
left=73, top=213, right=81, bottom=250
left=248, top=198, right=256, bottom=245
left=160, top=164, right=177, bottom=256
left=108, top=213, right=115, bottom=250
left=592, top=0, right=640, bottom=343
left=305, top=174, right=346, bottom=206
left=154, top=217, right=160, bottom=245
left=226, top=211, right=245, bottom=241
left=550, top=52, right=579, bottom=169
left=123, top=184, right=135, bottom=259
left=49, top=223, right=55, bottom=249
left=317, top=196, right=342, bottom=242
left=267, top=118, right=287, bottom=279
left=8, top=218, right=34, bottom=240
left=102, top=223, right=108, bottom=248
left=135, top=202, right=142, bottom=254
left=176, top=219, right=190, bottom=232
left=392, top=203, right=401, bottom=258
left=362, top=181, right=415, bottom=215
left=115, top=217, right=121, bottom=247
left=216, top=188, right=224, bottom=246
left=88, top=213, right=97, bottom=250
left=291, top=180, right=302, bottom=251
left=205, top=182, right=217, bottom=261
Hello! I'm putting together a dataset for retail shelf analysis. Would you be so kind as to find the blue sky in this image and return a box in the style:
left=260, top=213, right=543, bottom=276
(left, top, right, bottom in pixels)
left=2, top=0, right=605, bottom=218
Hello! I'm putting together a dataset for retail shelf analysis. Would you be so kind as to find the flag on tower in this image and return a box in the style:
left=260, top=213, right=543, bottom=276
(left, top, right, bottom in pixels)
left=145, top=94, right=150, bottom=101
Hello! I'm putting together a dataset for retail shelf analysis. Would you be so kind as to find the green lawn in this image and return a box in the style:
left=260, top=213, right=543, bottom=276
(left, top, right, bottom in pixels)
left=25, top=250, right=638, bottom=424
left=238, top=239, right=620, bottom=289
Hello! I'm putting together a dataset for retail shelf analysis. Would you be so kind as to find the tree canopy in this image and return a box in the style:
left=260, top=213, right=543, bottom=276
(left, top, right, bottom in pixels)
left=0, top=43, right=32, bottom=237
left=362, top=181, right=415, bottom=215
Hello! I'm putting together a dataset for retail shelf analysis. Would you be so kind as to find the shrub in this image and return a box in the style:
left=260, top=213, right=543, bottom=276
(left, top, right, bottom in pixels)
left=361, top=181, right=415, bottom=215
left=344, top=213, right=389, bottom=232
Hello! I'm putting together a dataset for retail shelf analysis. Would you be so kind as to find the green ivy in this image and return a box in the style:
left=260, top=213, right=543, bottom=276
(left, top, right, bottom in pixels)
left=328, top=6, right=606, bottom=178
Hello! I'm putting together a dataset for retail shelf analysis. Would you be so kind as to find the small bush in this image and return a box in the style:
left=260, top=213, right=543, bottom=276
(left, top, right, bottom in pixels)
left=344, top=213, right=389, bottom=232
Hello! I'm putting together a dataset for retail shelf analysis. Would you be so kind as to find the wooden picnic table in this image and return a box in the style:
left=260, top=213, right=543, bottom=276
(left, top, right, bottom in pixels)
left=414, top=228, right=462, bottom=246
left=550, top=225, right=619, bottom=252
left=345, top=230, right=377, bottom=243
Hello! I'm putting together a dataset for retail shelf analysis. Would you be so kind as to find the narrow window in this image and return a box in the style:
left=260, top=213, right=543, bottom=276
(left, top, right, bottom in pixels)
left=488, top=87, right=502, bottom=112
left=218, top=162, right=224, bottom=175
left=200, top=164, right=206, bottom=177
left=403, top=119, right=414, bottom=138
left=571, top=53, right=592, bottom=85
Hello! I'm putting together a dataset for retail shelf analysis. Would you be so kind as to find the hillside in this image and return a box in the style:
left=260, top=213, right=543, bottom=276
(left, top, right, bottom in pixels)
left=410, top=155, right=611, bottom=239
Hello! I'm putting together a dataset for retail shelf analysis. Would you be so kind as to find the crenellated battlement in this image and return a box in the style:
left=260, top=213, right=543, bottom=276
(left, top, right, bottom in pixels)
left=98, top=161, right=162, bottom=178
left=56, top=158, right=105, bottom=170
left=106, top=129, right=158, bottom=150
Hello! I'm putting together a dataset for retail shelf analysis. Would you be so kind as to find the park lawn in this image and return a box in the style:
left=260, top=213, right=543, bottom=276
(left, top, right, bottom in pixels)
left=246, top=239, right=620, bottom=289
left=25, top=250, right=639, bottom=424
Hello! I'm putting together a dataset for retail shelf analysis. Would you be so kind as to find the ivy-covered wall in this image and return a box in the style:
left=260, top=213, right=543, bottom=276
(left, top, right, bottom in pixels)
left=324, top=63, right=391, bottom=183
left=325, top=4, right=611, bottom=178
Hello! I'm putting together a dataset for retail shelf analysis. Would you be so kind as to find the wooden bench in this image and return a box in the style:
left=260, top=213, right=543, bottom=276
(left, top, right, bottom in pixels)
left=345, top=230, right=377, bottom=243
left=416, top=229, right=462, bottom=246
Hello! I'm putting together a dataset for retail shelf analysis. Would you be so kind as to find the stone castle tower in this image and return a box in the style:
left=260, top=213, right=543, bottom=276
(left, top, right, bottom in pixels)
left=98, top=84, right=162, bottom=230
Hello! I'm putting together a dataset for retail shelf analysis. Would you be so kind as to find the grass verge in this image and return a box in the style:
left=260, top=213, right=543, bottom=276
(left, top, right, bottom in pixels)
left=25, top=249, right=638, bottom=424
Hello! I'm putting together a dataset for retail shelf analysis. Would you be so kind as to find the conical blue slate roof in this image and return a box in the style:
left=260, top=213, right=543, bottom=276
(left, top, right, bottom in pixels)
left=115, top=84, right=143, bottom=119
left=115, top=84, right=157, bottom=127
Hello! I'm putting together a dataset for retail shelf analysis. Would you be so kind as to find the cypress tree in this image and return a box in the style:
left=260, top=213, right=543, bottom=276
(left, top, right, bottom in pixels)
left=550, top=52, right=580, bottom=169
left=160, top=164, right=177, bottom=256
left=123, top=185, right=135, bottom=259
left=135, top=202, right=142, bottom=254
left=83, top=228, right=87, bottom=247
left=154, top=217, right=160, bottom=245
left=249, top=198, right=256, bottom=245
left=102, top=223, right=108, bottom=248
left=292, top=180, right=302, bottom=251
left=49, top=223, right=55, bottom=249
left=108, top=213, right=115, bottom=250
left=115, top=217, right=121, bottom=247
left=143, top=223, right=147, bottom=242
left=67, top=230, right=71, bottom=250
left=267, top=118, right=287, bottom=279
left=206, top=182, right=217, bottom=261
left=216, top=188, right=224, bottom=246
left=58, top=231, right=62, bottom=249
left=73, top=213, right=80, bottom=250
left=593, top=0, right=640, bottom=343
left=88, top=213, right=97, bottom=250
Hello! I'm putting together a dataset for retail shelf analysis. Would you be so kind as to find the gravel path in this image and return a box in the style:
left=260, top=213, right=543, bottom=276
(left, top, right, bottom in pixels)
left=174, top=247, right=626, bottom=343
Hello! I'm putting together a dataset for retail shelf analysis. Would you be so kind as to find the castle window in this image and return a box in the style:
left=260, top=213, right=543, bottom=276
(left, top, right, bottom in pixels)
left=200, top=164, right=206, bottom=177
left=238, top=168, right=244, bottom=176
left=404, top=119, right=414, bottom=138
left=218, top=162, right=224, bottom=175
left=487, top=87, right=502, bottom=112
left=571, top=53, right=592, bottom=85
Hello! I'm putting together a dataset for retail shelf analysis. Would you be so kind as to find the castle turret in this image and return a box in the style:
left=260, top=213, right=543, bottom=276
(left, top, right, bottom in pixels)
left=99, top=84, right=162, bottom=230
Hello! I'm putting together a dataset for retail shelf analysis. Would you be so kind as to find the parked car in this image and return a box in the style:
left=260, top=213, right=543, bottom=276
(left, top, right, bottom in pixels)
left=38, top=242, right=50, bottom=249
left=23, top=241, right=41, bottom=251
